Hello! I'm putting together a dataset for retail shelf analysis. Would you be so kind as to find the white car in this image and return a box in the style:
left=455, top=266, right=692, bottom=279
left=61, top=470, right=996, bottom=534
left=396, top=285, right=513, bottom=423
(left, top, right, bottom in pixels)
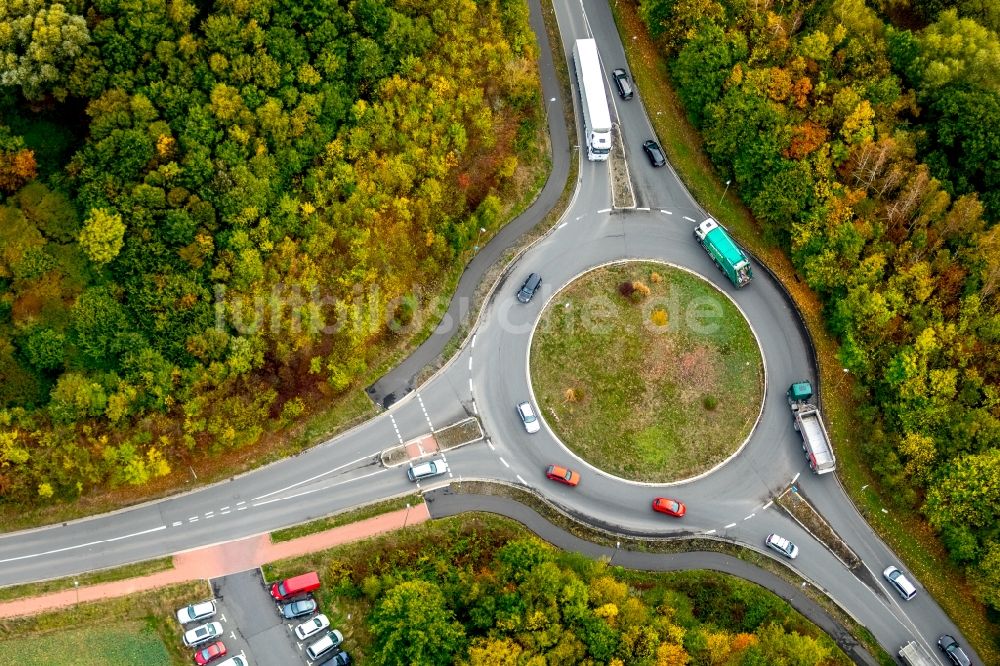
left=294, top=613, right=331, bottom=640
left=217, top=657, right=248, bottom=666
left=765, top=533, right=799, bottom=559
left=517, top=401, right=540, bottom=434
left=183, top=621, right=224, bottom=647
left=176, top=600, right=217, bottom=625
left=883, top=565, right=917, bottom=600
left=407, top=458, right=449, bottom=481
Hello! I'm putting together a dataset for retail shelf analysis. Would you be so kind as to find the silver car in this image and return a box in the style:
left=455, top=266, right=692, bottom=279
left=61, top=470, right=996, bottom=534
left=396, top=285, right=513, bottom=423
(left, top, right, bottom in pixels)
left=176, top=599, right=217, bottom=625
left=517, top=401, right=540, bottom=434
left=407, top=458, right=449, bottom=481
left=765, top=533, right=799, bottom=559
left=183, top=621, right=224, bottom=647
left=883, top=565, right=917, bottom=600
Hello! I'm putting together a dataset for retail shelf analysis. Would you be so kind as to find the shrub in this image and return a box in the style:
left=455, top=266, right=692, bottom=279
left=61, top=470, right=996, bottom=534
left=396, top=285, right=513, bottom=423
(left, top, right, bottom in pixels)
left=702, top=395, right=718, bottom=410
left=650, top=309, right=668, bottom=327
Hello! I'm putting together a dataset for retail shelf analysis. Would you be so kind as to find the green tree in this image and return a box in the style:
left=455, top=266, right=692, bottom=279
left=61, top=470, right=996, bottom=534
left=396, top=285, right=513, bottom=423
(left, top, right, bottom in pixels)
left=79, top=208, right=126, bottom=265
left=913, top=9, right=1000, bottom=92
left=0, top=0, right=91, bottom=100
left=369, top=580, right=466, bottom=666
left=671, top=25, right=747, bottom=128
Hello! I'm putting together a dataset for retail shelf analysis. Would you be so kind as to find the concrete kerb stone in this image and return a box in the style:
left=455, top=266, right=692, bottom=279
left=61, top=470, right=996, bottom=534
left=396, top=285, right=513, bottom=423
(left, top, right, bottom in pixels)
left=775, top=485, right=862, bottom=570
left=522, top=256, right=767, bottom=488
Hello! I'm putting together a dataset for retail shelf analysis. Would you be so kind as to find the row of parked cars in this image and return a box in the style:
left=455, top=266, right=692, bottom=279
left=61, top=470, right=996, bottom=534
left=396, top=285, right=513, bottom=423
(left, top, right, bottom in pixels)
left=175, top=600, right=246, bottom=666
left=270, top=571, right=351, bottom=665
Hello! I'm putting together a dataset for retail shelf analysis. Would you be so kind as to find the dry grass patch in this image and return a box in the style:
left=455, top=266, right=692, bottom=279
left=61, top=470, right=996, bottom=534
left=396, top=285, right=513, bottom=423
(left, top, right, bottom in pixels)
left=531, top=262, right=763, bottom=481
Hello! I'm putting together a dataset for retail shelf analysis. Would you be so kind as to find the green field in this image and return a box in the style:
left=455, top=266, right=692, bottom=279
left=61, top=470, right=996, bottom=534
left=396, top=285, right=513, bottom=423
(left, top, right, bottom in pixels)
left=0, top=621, right=169, bottom=665
left=531, top=262, right=764, bottom=481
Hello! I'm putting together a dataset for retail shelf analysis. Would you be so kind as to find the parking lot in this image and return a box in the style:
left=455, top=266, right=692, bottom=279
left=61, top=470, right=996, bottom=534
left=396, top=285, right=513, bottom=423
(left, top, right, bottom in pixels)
left=175, top=568, right=349, bottom=665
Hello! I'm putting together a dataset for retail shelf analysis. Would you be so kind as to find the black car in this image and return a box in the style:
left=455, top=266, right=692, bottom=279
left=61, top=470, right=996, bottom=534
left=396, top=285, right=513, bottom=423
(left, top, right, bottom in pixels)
left=315, top=650, right=352, bottom=666
left=517, top=273, right=541, bottom=303
left=642, top=140, right=666, bottom=167
left=937, top=635, right=971, bottom=666
left=612, top=68, right=633, bottom=100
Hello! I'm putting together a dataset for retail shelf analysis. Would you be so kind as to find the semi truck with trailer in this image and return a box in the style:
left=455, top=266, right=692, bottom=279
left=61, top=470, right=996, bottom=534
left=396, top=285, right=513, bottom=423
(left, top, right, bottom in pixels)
left=572, top=39, right=612, bottom=161
left=898, top=641, right=936, bottom=666
left=788, top=381, right=836, bottom=474
left=693, top=218, right=753, bottom=287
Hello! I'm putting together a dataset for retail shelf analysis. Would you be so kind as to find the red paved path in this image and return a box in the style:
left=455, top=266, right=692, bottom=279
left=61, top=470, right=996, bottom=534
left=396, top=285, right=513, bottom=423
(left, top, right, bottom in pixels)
left=0, top=503, right=430, bottom=619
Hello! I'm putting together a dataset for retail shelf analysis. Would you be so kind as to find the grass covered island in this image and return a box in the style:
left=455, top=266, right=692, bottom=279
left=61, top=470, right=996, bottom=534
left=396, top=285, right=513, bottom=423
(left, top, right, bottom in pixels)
left=530, top=262, right=764, bottom=482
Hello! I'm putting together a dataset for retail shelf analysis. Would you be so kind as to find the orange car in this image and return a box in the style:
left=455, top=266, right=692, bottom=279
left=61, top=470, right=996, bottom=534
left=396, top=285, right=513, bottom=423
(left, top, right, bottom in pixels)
left=545, top=464, right=580, bottom=486
left=652, top=497, right=686, bottom=517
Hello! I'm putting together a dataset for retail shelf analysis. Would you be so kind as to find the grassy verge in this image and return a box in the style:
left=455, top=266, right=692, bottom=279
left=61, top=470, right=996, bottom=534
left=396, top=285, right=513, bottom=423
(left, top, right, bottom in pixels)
left=611, top=1, right=1000, bottom=661
left=531, top=262, right=763, bottom=481
left=0, top=580, right=207, bottom=665
left=0, top=557, right=173, bottom=603
left=270, top=494, right=423, bottom=543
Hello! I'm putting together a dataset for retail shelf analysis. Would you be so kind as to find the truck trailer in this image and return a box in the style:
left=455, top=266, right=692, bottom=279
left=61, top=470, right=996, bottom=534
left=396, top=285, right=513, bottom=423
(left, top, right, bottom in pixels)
left=572, top=39, right=612, bottom=161
left=788, top=381, right=836, bottom=474
left=693, top=218, right=752, bottom=287
left=898, top=641, right=937, bottom=666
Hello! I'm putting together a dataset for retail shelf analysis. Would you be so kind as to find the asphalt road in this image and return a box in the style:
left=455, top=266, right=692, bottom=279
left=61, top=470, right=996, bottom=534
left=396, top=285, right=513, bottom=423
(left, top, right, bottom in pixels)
left=0, top=0, right=980, bottom=664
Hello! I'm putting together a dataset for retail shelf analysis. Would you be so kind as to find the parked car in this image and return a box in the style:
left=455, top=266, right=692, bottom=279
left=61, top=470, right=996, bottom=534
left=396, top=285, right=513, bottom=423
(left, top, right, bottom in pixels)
left=642, top=140, right=666, bottom=167
left=612, top=68, right=633, bottom=100
left=183, top=621, right=224, bottom=647
left=517, top=401, right=540, bottom=434
left=281, top=597, right=317, bottom=619
left=323, top=650, right=352, bottom=665
left=176, top=600, right=217, bottom=625
left=517, top=273, right=542, bottom=303
left=765, top=533, right=799, bottom=559
left=652, top=497, right=686, bottom=517
left=883, top=565, right=917, bottom=600
left=307, top=630, right=345, bottom=660
left=294, top=614, right=331, bottom=640
left=270, top=571, right=320, bottom=601
left=407, top=458, right=449, bottom=481
left=545, top=464, right=580, bottom=487
left=193, top=641, right=226, bottom=665
left=937, top=634, right=972, bottom=666
left=215, top=657, right=248, bottom=666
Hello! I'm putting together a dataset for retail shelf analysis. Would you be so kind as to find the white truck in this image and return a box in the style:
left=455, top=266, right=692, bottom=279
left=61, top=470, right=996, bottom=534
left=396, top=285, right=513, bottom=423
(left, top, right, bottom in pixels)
left=572, top=38, right=612, bottom=161
left=898, top=641, right=936, bottom=666
left=787, top=381, right=836, bottom=475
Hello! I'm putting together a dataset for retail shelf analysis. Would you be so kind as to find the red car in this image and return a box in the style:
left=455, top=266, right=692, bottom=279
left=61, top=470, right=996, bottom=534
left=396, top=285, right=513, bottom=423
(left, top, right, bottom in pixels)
left=652, top=497, right=686, bottom=517
left=194, top=641, right=226, bottom=665
left=545, top=464, right=580, bottom=486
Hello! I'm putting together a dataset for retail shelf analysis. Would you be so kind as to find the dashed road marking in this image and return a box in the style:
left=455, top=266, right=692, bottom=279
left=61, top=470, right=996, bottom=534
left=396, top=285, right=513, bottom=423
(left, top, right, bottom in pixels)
left=189, top=516, right=199, bottom=523
left=471, top=334, right=476, bottom=348
left=703, top=529, right=716, bottom=534
left=172, top=521, right=182, bottom=527
left=204, top=512, right=215, bottom=519
left=637, top=207, right=650, bottom=211
left=220, top=506, right=230, bottom=512
left=416, top=393, right=434, bottom=431
left=499, top=457, right=510, bottom=468
left=762, top=500, right=773, bottom=510
left=389, top=414, right=403, bottom=444
left=791, top=472, right=800, bottom=484
left=683, top=215, right=695, bottom=222
left=487, top=439, right=495, bottom=451
left=516, top=475, right=527, bottom=485
left=744, top=513, right=755, bottom=521
left=472, top=401, right=478, bottom=415
left=469, top=378, right=473, bottom=392
left=661, top=210, right=673, bottom=215
left=598, top=208, right=612, bottom=214
left=559, top=222, right=568, bottom=228
left=468, top=357, right=472, bottom=370
left=237, top=505, right=247, bottom=511
left=725, top=522, right=736, bottom=528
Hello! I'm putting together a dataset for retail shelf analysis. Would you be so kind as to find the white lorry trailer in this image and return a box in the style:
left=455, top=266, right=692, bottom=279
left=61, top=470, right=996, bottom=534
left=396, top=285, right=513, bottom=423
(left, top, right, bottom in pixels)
left=787, top=381, right=836, bottom=474
left=572, top=38, right=612, bottom=161
left=898, top=641, right=936, bottom=666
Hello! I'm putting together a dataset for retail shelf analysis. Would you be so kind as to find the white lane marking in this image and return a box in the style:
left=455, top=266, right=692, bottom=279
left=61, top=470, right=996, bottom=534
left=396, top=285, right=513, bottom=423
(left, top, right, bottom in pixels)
left=744, top=513, right=755, bottom=521
left=416, top=393, right=434, bottom=431
left=558, top=222, right=568, bottom=229
left=204, top=511, right=214, bottom=518
left=220, top=509, right=230, bottom=515
left=499, top=457, right=510, bottom=468
left=703, top=529, right=716, bottom=534
left=220, top=506, right=230, bottom=512
left=471, top=334, right=476, bottom=348
left=487, top=439, right=495, bottom=451
left=598, top=208, right=611, bottom=214
left=762, top=501, right=773, bottom=510
left=725, top=522, right=737, bottom=528
left=106, top=525, right=167, bottom=542
left=661, top=210, right=673, bottom=215
left=236, top=501, right=245, bottom=506
left=237, top=506, right=247, bottom=511
left=637, top=207, right=650, bottom=211
left=0, top=540, right=103, bottom=564
left=172, top=521, right=182, bottom=527
left=469, top=378, right=473, bottom=392
left=254, top=468, right=392, bottom=506
left=472, top=401, right=478, bottom=415
left=791, top=472, right=801, bottom=484
left=468, top=358, right=472, bottom=371
left=516, top=475, right=527, bottom=485
left=683, top=215, right=695, bottom=222
left=189, top=517, right=199, bottom=522
left=252, top=454, right=374, bottom=501
left=388, top=414, right=403, bottom=445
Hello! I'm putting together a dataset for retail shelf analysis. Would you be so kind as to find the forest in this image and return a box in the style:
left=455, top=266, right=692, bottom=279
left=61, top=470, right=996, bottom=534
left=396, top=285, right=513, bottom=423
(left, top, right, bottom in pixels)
left=272, top=516, right=851, bottom=665
left=634, top=0, right=1000, bottom=610
left=0, top=0, right=540, bottom=498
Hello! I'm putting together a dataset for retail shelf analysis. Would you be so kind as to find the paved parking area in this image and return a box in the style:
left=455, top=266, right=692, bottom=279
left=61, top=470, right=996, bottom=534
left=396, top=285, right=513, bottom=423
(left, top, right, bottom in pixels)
left=212, top=569, right=301, bottom=665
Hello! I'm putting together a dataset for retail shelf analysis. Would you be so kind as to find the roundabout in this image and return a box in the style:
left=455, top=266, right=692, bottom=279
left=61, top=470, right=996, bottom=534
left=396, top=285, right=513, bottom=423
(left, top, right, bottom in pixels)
left=529, top=261, right=764, bottom=483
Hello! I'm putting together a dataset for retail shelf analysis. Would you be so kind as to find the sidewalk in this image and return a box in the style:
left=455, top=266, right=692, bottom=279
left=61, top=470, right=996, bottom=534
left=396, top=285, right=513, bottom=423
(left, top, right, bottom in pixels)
left=0, top=503, right=431, bottom=619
